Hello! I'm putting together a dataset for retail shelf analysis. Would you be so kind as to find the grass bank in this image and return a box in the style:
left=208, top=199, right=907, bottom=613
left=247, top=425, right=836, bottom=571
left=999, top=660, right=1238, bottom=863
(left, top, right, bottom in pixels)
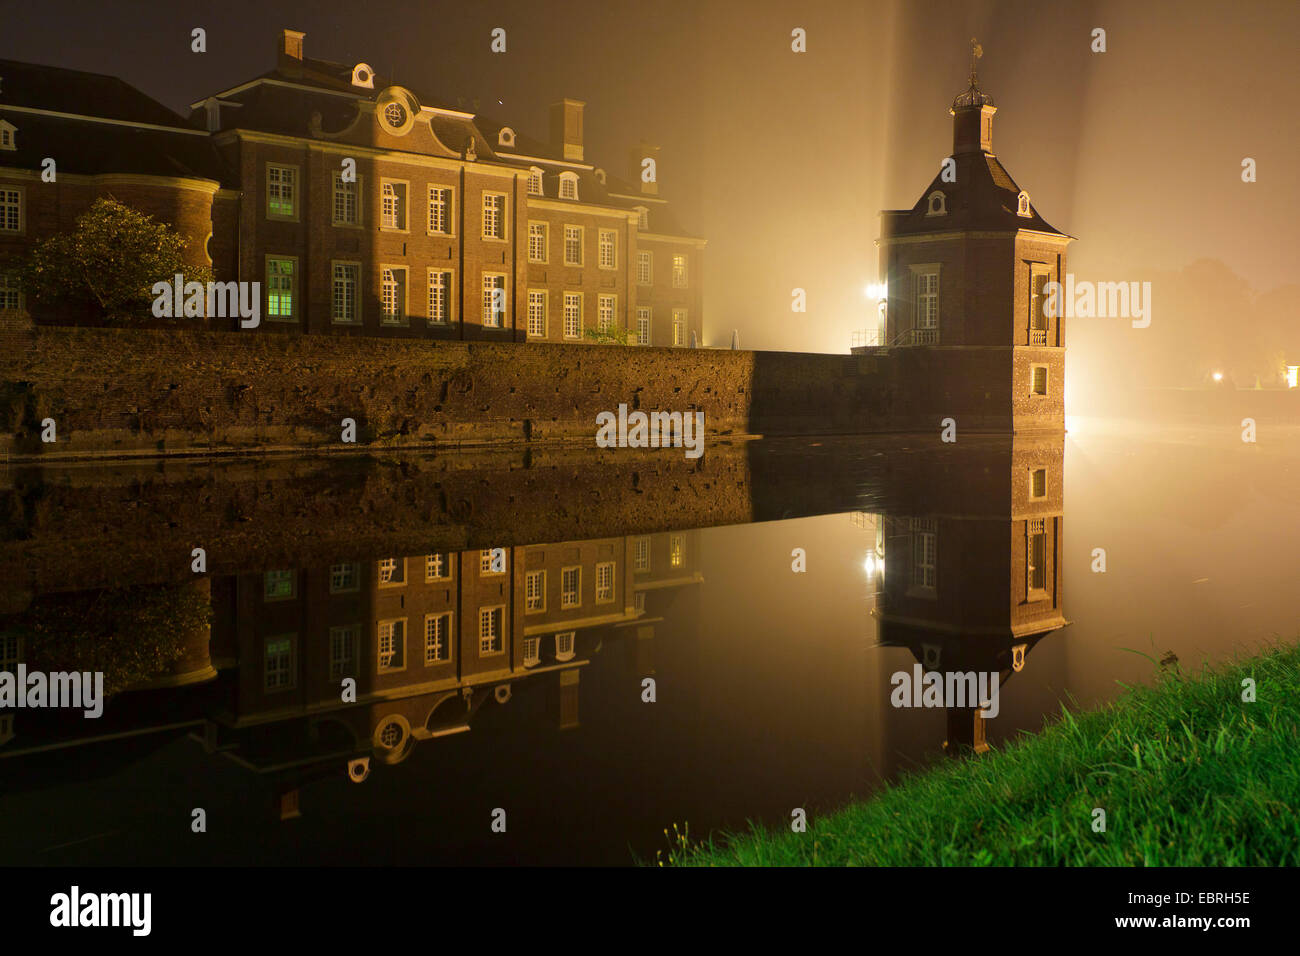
left=669, top=642, right=1300, bottom=866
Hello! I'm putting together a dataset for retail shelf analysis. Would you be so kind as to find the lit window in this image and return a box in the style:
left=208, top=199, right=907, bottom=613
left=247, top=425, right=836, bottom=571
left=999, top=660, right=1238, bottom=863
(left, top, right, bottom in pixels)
left=0, top=187, right=21, bottom=233
left=915, top=270, right=939, bottom=337
left=595, top=561, right=615, bottom=603
left=527, top=167, right=544, bottom=196
left=563, top=225, right=583, bottom=266
left=633, top=537, right=650, bottom=571
left=636, top=250, right=652, bottom=286
left=526, top=569, right=546, bottom=612
left=1027, top=518, right=1047, bottom=594
left=427, top=270, right=452, bottom=324
left=331, top=262, right=359, bottom=324
left=598, top=294, right=616, bottom=333
left=672, top=254, right=688, bottom=288
left=264, top=569, right=295, bottom=601
left=480, top=549, right=506, bottom=574
left=910, top=518, right=936, bottom=591
left=669, top=534, right=684, bottom=568
left=378, top=619, right=406, bottom=671
left=266, top=258, right=295, bottom=319
left=598, top=230, right=617, bottom=269
left=528, top=221, right=548, bottom=262
left=672, top=309, right=687, bottom=346
left=482, top=274, right=506, bottom=328
left=636, top=307, right=651, bottom=345
left=380, top=267, right=406, bottom=325
left=264, top=635, right=295, bottom=690
left=333, top=172, right=359, bottom=225
left=478, top=606, right=504, bottom=656
left=561, top=566, right=581, bottom=608
left=425, top=613, right=451, bottom=664
left=527, top=290, right=547, bottom=338
left=555, top=631, right=575, bottom=662
left=558, top=172, right=578, bottom=200
left=267, top=164, right=296, bottom=218
left=329, top=562, right=359, bottom=592
left=381, top=181, right=407, bottom=230
left=329, top=627, right=356, bottom=680
left=482, top=193, right=506, bottom=239
left=563, top=292, right=582, bottom=339
left=428, top=186, right=453, bottom=235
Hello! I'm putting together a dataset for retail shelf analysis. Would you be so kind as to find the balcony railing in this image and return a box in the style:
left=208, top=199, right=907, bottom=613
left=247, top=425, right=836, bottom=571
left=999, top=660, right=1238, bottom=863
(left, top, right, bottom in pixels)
left=852, top=327, right=940, bottom=349
left=1029, top=328, right=1048, bottom=345
left=851, top=329, right=881, bottom=349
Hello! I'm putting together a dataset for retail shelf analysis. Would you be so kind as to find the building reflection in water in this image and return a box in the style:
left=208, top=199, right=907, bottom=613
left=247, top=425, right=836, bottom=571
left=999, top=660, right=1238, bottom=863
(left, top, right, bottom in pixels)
left=863, top=433, right=1067, bottom=754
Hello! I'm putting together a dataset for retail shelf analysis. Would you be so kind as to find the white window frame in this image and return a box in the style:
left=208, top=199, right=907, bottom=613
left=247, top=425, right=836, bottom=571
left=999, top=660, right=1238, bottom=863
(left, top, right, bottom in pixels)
left=595, top=561, right=615, bottom=604
left=329, top=626, right=356, bottom=681
left=329, top=562, right=360, bottom=593
left=527, top=167, right=544, bottom=196
left=427, top=268, right=454, bottom=325
left=528, top=220, right=549, bottom=263
left=669, top=534, right=684, bottom=569
left=332, top=171, right=361, bottom=226
left=558, top=172, right=579, bottom=200
left=672, top=309, right=687, bottom=346
left=525, top=569, right=547, bottom=613
left=598, top=229, right=617, bottom=270
left=0, top=185, right=23, bottom=234
left=633, top=536, right=650, bottom=572
left=480, top=549, right=507, bottom=575
left=635, top=307, right=651, bottom=345
left=424, top=612, right=452, bottom=664
left=380, top=179, right=409, bottom=231
left=265, top=255, right=298, bottom=322
left=427, top=185, right=455, bottom=236
left=563, top=292, right=583, bottom=339
left=561, top=566, right=581, bottom=609
left=672, top=254, right=688, bottom=288
left=527, top=289, right=548, bottom=339
left=522, top=636, right=541, bottom=667
left=555, top=631, right=575, bottom=662
left=598, top=294, right=617, bottom=333
left=478, top=606, right=505, bottom=657
left=636, top=250, right=652, bottom=286
left=482, top=191, right=508, bottom=241
left=425, top=552, right=452, bottom=582
left=377, top=618, right=407, bottom=672
left=331, top=260, right=361, bottom=325
left=563, top=225, right=583, bottom=266
left=264, top=634, right=296, bottom=691
left=266, top=163, right=298, bottom=221
left=380, top=265, right=408, bottom=326
left=482, top=273, right=507, bottom=328
left=377, top=556, right=407, bottom=587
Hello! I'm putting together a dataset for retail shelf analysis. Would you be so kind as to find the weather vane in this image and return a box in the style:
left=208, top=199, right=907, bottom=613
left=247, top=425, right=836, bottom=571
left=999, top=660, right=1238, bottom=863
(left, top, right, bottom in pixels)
left=970, top=37, right=983, bottom=86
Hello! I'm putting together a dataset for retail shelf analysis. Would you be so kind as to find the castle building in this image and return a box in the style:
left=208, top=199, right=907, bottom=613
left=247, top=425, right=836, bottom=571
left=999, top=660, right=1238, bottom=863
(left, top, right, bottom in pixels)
left=0, top=29, right=705, bottom=346
left=858, top=52, right=1072, bottom=432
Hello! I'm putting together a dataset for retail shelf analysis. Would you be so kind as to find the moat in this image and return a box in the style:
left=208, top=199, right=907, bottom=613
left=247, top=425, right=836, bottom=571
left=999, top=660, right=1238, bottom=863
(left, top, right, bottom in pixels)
left=1, top=419, right=1294, bottom=865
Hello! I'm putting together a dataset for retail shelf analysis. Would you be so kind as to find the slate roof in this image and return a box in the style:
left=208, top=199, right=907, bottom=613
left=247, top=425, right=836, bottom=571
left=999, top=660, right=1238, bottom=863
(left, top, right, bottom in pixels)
left=0, top=59, right=227, bottom=181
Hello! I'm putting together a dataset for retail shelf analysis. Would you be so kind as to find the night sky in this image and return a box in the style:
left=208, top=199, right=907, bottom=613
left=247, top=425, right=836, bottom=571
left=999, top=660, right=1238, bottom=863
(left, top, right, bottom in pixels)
left=3, top=0, right=1295, bottom=387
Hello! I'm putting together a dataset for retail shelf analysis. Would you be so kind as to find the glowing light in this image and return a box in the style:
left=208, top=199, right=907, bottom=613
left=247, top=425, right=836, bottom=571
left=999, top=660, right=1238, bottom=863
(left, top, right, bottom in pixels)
left=1287, top=366, right=1298, bottom=389
left=1212, top=371, right=1223, bottom=382
left=864, top=552, right=876, bottom=575
left=864, top=282, right=887, bottom=301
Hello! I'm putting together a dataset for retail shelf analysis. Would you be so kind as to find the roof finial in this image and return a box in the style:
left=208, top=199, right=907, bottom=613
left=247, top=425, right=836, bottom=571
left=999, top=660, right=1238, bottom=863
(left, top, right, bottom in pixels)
left=969, top=37, right=983, bottom=87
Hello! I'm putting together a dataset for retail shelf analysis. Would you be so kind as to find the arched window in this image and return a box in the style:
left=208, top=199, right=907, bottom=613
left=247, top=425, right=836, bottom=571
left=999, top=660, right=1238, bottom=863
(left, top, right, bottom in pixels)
left=527, top=167, right=544, bottom=196
left=926, top=190, right=946, bottom=217
left=1017, top=190, right=1031, bottom=217
left=558, top=171, right=578, bottom=200
left=497, top=126, right=516, bottom=148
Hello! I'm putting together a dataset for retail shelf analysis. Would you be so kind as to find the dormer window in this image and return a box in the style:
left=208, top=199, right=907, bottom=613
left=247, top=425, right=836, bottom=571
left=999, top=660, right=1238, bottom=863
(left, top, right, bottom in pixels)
left=1017, top=190, right=1032, bottom=217
left=0, top=121, right=15, bottom=151
left=497, top=127, right=516, bottom=149
left=351, top=63, right=375, bottom=89
left=634, top=206, right=649, bottom=230
left=925, top=190, right=947, bottom=217
left=527, top=167, right=544, bottom=196
left=558, top=172, right=578, bottom=200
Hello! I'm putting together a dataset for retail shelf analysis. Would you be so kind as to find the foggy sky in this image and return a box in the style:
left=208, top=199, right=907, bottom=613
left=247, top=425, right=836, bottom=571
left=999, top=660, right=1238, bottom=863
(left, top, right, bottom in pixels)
left=3, top=0, right=1295, bottom=382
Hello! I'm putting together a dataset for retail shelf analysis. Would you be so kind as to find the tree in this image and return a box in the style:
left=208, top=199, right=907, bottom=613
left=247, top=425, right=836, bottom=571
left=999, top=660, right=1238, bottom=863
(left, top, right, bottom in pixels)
left=584, top=325, right=633, bottom=345
left=20, top=196, right=211, bottom=323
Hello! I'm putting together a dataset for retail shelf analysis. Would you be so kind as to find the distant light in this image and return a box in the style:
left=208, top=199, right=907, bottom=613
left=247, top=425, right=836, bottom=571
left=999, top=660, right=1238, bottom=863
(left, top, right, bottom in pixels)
left=1212, top=371, right=1223, bottom=382
left=864, top=552, right=875, bottom=575
left=865, top=282, right=887, bottom=301
left=1287, top=366, right=1298, bottom=389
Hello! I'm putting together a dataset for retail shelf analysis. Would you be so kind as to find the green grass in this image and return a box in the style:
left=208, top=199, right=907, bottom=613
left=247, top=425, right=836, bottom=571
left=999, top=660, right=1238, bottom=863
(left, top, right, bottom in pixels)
left=666, top=642, right=1300, bottom=866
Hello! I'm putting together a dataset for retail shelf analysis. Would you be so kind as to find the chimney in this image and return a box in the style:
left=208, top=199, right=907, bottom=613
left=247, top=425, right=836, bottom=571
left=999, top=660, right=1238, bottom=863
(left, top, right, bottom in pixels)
left=550, top=99, right=585, bottom=162
left=630, top=141, right=660, bottom=196
left=278, top=29, right=305, bottom=64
